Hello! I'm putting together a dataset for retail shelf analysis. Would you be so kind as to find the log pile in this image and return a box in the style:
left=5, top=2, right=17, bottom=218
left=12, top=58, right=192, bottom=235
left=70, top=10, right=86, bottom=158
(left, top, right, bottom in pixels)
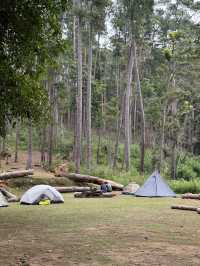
left=182, top=193, right=200, bottom=200
left=55, top=186, right=90, bottom=193
left=64, top=173, right=123, bottom=190
left=171, top=205, right=200, bottom=215
left=74, top=190, right=117, bottom=198
left=0, top=169, right=34, bottom=203
left=0, top=187, right=19, bottom=202
left=0, top=169, right=34, bottom=180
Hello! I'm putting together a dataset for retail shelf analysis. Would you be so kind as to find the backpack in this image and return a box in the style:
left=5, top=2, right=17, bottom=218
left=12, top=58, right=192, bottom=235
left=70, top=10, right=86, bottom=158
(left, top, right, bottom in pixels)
left=106, top=183, right=112, bottom=192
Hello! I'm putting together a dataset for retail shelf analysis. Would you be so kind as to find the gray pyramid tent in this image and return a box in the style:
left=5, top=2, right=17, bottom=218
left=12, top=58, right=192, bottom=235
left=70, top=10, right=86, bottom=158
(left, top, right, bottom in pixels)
left=134, top=171, right=176, bottom=197
left=20, top=185, right=64, bottom=205
left=0, top=191, right=8, bottom=207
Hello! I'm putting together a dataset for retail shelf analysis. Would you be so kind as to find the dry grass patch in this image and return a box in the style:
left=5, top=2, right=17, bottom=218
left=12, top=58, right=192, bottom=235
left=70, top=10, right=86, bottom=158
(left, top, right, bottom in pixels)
left=0, top=195, right=200, bottom=265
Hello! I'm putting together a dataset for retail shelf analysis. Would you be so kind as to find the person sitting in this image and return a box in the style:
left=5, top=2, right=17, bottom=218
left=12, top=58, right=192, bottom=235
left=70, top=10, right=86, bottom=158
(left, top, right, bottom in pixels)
left=106, top=182, right=112, bottom=192
left=100, top=182, right=108, bottom=193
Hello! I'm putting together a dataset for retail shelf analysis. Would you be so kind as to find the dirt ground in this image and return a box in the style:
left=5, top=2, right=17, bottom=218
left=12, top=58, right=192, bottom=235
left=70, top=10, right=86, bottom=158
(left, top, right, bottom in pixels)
left=0, top=151, right=57, bottom=178
left=0, top=195, right=200, bottom=266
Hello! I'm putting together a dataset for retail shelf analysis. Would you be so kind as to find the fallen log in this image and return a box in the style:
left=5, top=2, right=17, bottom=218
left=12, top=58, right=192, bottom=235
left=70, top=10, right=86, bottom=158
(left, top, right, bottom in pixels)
left=74, top=191, right=117, bottom=198
left=171, top=205, right=198, bottom=211
left=0, top=188, right=19, bottom=202
left=182, top=193, right=200, bottom=200
left=65, top=173, right=124, bottom=190
left=54, top=186, right=90, bottom=193
left=0, top=169, right=34, bottom=180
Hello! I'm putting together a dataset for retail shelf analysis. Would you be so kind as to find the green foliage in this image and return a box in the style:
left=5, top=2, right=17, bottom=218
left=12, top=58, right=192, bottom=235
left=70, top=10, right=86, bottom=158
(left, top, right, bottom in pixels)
left=130, top=145, right=155, bottom=173
left=6, top=123, right=41, bottom=151
left=80, top=164, right=143, bottom=186
left=163, top=48, right=172, bottom=61
left=168, top=31, right=182, bottom=42
left=92, top=80, right=106, bottom=128
left=114, top=0, right=154, bottom=37
left=169, top=179, right=200, bottom=194
left=177, top=155, right=200, bottom=180
left=0, top=0, right=69, bottom=136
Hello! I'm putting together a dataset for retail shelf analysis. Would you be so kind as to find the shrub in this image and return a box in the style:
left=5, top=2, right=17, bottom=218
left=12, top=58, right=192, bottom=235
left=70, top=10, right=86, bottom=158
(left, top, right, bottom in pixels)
left=169, top=179, right=200, bottom=194
left=177, top=154, right=200, bottom=180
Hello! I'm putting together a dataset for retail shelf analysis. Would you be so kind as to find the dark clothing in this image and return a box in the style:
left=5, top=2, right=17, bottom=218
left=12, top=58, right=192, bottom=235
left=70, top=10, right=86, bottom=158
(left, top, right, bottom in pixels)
left=106, top=183, right=112, bottom=192
left=101, top=183, right=112, bottom=193
left=100, top=183, right=107, bottom=193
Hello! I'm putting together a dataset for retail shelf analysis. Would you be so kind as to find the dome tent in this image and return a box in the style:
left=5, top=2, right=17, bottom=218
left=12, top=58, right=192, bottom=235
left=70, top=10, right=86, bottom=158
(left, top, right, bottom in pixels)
left=0, top=191, right=8, bottom=207
left=20, top=185, right=64, bottom=205
left=134, top=171, right=176, bottom=197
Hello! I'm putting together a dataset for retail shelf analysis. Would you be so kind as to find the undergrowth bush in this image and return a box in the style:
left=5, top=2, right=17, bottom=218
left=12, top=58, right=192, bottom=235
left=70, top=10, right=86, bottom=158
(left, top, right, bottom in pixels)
left=169, top=179, right=200, bottom=194
left=177, top=154, right=200, bottom=180
left=79, top=164, right=145, bottom=186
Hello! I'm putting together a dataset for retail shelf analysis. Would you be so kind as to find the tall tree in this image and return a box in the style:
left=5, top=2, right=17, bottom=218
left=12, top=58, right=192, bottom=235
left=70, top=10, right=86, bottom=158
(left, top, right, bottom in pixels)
left=113, top=0, right=154, bottom=171
left=86, top=15, right=93, bottom=170
left=133, top=40, right=146, bottom=174
left=74, top=0, right=83, bottom=173
left=124, top=42, right=134, bottom=171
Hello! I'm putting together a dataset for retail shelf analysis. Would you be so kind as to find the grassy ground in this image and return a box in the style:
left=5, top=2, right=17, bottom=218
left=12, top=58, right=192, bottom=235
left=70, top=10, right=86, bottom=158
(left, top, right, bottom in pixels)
left=0, top=194, right=200, bottom=266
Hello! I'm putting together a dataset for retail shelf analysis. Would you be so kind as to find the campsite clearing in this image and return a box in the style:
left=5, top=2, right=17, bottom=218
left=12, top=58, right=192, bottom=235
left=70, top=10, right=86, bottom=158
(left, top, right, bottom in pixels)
left=0, top=195, right=200, bottom=266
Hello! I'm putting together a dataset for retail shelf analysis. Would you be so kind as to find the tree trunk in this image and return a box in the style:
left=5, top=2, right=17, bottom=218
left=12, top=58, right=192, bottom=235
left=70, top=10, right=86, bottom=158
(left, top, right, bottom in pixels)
left=53, top=85, right=59, bottom=149
left=96, top=129, right=101, bottom=164
left=171, top=140, right=177, bottom=180
left=113, top=94, right=124, bottom=169
left=124, top=41, right=134, bottom=172
left=48, top=83, right=54, bottom=170
left=74, top=0, right=83, bottom=173
left=188, top=111, right=194, bottom=153
left=107, top=134, right=113, bottom=166
left=133, top=40, right=145, bottom=174
left=86, top=23, right=92, bottom=170
left=41, top=126, right=46, bottom=164
left=101, top=92, right=106, bottom=133
left=160, top=71, right=175, bottom=171
left=72, top=2, right=77, bottom=161
left=93, top=33, right=100, bottom=79
left=73, top=10, right=76, bottom=61
left=26, top=119, right=32, bottom=170
left=132, top=93, right=137, bottom=144
left=159, top=104, right=166, bottom=171
left=14, top=119, right=20, bottom=163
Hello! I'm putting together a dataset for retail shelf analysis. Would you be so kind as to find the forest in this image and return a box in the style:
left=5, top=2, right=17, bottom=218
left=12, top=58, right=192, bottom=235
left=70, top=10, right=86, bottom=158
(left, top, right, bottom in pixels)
left=1, top=0, right=200, bottom=192
left=2, top=1, right=200, bottom=265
